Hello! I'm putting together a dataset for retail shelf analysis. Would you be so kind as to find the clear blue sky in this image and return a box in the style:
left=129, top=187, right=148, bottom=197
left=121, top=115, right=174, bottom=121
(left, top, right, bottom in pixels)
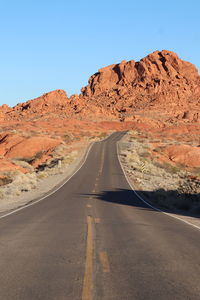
left=0, top=0, right=200, bottom=107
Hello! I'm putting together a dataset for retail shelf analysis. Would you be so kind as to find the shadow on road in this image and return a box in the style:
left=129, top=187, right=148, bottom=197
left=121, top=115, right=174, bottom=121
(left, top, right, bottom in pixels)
left=81, top=188, right=200, bottom=219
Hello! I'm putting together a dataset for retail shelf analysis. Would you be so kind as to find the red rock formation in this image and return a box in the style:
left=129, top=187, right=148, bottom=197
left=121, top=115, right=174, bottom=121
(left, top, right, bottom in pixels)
left=81, top=50, right=200, bottom=120
left=5, top=136, right=61, bottom=161
left=0, top=104, right=10, bottom=120
left=164, top=145, right=200, bottom=168
left=82, top=50, right=200, bottom=96
left=1, top=50, right=200, bottom=123
left=0, top=133, right=62, bottom=170
left=82, top=50, right=200, bottom=122
left=18, top=89, right=68, bottom=111
left=4, top=90, right=70, bottom=120
left=0, top=49, right=200, bottom=174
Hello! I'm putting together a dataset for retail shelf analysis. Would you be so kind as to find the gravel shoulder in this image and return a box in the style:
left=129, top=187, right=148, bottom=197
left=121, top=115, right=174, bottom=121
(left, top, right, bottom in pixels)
left=118, top=132, right=200, bottom=229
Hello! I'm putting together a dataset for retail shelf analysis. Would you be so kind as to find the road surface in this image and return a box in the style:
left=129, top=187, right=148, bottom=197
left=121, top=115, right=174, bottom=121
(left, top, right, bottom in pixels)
left=0, top=132, right=200, bottom=299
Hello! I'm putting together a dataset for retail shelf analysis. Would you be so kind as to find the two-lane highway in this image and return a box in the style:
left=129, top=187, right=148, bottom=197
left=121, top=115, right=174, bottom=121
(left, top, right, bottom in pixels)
left=0, top=132, right=200, bottom=299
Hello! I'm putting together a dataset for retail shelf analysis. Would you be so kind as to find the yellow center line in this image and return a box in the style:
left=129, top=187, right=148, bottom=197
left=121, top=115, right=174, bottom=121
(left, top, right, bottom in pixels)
left=82, top=216, right=93, bottom=300
left=99, top=251, right=110, bottom=273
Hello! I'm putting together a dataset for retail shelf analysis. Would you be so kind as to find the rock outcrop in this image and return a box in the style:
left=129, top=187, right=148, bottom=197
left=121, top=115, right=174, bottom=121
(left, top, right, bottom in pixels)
left=0, top=132, right=62, bottom=169
left=3, top=90, right=71, bottom=120
left=1, top=50, right=200, bottom=122
left=164, top=144, right=200, bottom=168
left=81, top=50, right=200, bottom=120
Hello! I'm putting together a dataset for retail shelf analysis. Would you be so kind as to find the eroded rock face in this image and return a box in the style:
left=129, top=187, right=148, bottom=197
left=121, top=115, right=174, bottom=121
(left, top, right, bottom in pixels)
left=1, top=50, right=200, bottom=123
left=82, top=50, right=199, bottom=96
left=17, top=89, right=68, bottom=112
left=81, top=50, right=200, bottom=120
left=81, top=60, right=138, bottom=97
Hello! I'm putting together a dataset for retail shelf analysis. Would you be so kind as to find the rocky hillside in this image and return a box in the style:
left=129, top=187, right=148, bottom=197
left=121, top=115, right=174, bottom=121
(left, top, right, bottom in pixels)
left=1, top=50, right=200, bottom=122
left=81, top=50, right=200, bottom=121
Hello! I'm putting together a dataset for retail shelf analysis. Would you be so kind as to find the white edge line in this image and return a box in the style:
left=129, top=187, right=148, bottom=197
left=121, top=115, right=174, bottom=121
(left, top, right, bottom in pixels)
left=0, top=132, right=115, bottom=220
left=0, top=142, right=94, bottom=219
left=116, top=140, right=200, bottom=231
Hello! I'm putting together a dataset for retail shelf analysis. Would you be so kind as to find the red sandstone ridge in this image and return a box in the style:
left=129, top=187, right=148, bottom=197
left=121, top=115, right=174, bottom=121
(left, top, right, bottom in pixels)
left=18, top=89, right=68, bottom=110
left=81, top=50, right=200, bottom=121
left=84, top=50, right=199, bottom=95
left=1, top=50, right=200, bottom=123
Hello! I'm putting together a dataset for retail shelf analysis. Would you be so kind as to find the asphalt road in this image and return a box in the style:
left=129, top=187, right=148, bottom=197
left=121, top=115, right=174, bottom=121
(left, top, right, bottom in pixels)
left=0, top=132, right=200, bottom=300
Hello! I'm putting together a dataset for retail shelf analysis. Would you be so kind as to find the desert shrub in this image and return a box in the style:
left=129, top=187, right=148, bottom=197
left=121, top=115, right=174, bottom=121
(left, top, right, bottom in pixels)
left=140, top=151, right=150, bottom=159
left=129, top=136, right=138, bottom=141
left=0, top=191, right=5, bottom=199
left=62, top=151, right=78, bottom=165
left=152, top=161, right=181, bottom=175
left=53, top=144, right=67, bottom=156
left=153, top=148, right=160, bottom=153
left=63, top=134, right=72, bottom=143
left=162, top=163, right=180, bottom=174
left=2, top=172, right=38, bottom=198
left=37, top=172, right=48, bottom=179
left=34, top=151, right=44, bottom=160
left=98, top=132, right=107, bottom=139
left=193, top=167, right=200, bottom=176
left=0, top=176, right=13, bottom=186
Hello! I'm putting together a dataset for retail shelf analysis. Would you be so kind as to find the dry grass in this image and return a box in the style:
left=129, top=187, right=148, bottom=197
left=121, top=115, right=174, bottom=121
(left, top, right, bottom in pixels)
left=0, top=171, right=38, bottom=199
left=0, top=176, right=13, bottom=187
